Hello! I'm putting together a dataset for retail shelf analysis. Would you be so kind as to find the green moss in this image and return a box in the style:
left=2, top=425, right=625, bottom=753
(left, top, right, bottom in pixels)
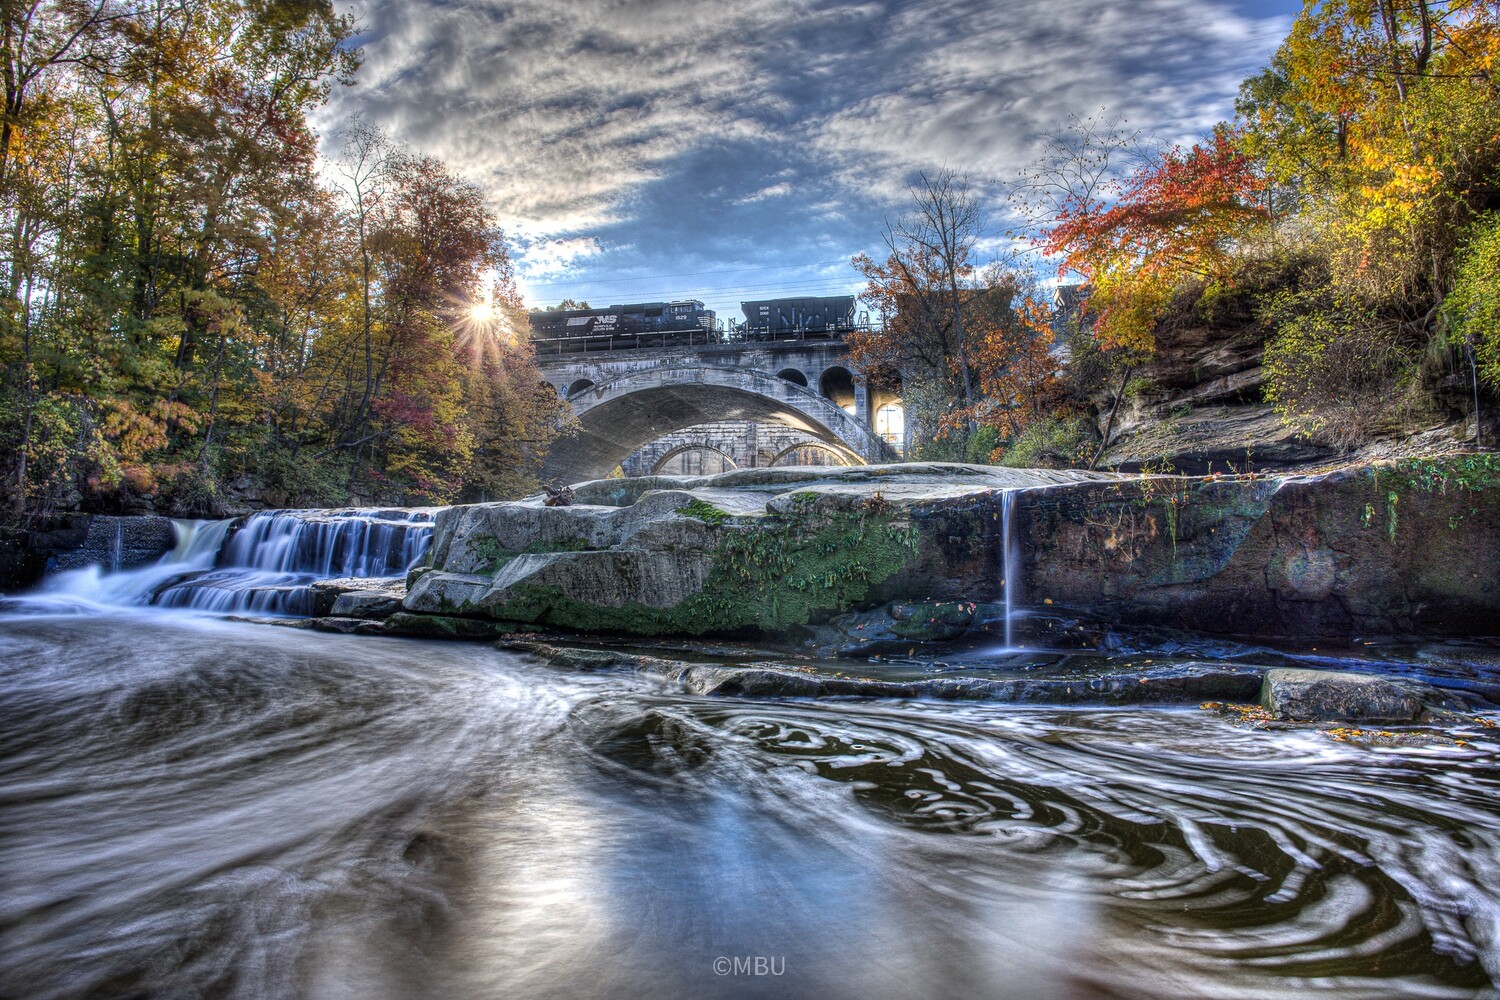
left=478, top=509, right=921, bottom=636
left=470, top=533, right=596, bottom=572
left=469, top=535, right=515, bottom=572
left=1373, top=455, right=1500, bottom=535
left=676, top=498, right=732, bottom=525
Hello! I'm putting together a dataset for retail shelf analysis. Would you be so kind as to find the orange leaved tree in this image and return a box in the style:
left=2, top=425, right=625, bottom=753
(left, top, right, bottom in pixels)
left=1036, top=128, right=1270, bottom=352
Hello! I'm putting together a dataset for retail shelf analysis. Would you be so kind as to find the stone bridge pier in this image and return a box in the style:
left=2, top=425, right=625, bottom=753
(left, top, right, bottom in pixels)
left=537, top=340, right=903, bottom=484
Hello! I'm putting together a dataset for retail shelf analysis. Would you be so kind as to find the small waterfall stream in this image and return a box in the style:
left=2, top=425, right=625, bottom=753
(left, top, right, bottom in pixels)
left=999, top=489, right=1022, bottom=648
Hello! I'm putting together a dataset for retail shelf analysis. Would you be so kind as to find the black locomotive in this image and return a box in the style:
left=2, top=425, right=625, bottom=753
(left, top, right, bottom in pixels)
left=528, top=295, right=860, bottom=354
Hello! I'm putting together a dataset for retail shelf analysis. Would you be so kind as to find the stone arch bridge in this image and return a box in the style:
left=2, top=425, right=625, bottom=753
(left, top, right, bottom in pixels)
left=538, top=341, right=901, bottom=484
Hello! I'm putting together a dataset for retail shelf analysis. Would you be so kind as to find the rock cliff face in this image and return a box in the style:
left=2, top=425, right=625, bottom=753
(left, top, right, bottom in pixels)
left=1093, top=319, right=1312, bottom=473
left=0, top=515, right=176, bottom=590
left=405, top=459, right=1498, bottom=641
left=1088, top=316, right=1475, bottom=472
left=1023, top=461, right=1500, bottom=637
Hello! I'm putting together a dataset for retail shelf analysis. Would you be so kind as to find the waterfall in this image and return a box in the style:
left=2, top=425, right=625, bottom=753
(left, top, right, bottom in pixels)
left=40, top=518, right=237, bottom=609
left=152, top=509, right=436, bottom=615
left=1000, top=490, right=1022, bottom=648
left=29, top=509, right=436, bottom=617
left=110, top=521, right=124, bottom=573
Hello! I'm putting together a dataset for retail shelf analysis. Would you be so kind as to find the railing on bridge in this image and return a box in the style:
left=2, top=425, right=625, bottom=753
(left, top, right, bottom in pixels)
left=529, top=321, right=880, bottom=357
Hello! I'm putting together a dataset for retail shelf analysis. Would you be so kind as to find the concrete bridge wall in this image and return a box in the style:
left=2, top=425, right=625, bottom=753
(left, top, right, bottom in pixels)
left=537, top=341, right=902, bottom=484
left=619, top=421, right=854, bottom=476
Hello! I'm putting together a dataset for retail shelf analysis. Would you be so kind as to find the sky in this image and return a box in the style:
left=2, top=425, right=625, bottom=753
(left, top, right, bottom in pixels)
left=322, top=0, right=1303, bottom=325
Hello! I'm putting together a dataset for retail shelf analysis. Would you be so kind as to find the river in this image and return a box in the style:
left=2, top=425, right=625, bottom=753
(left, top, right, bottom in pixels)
left=3, top=606, right=1500, bottom=999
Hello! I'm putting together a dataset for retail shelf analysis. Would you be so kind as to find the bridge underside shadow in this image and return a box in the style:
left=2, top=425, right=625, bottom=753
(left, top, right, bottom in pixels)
left=542, top=372, right=892, bottom=484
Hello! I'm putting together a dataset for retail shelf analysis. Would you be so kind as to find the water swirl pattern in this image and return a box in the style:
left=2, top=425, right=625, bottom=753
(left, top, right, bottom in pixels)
left=2, top=612, right=1499, bottom=999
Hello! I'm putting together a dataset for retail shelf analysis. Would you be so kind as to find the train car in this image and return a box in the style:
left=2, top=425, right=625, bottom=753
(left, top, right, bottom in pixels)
left=739, top=295, right=856, bottom=341
left=529, top=300, right=717, bottom=353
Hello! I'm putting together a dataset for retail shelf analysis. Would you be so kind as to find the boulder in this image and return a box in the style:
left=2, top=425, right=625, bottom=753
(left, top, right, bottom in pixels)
left=310, top=616, right=388, bottom=636
left=1260, top=668, right=1423, bottom=722
left=310, top=577, right=406, bottom=618
left=330, top=591, right=403, bottom=619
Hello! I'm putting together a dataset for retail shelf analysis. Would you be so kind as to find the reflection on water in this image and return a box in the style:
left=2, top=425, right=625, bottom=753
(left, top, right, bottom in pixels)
left=2, top=613, right=1499, bottom=999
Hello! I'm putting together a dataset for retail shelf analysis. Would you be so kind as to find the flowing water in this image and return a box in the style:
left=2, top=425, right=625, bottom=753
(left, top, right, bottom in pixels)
left=4, top=508, right=1500, bottom=999
left=2, top=609, right=1500, bottom=999
left=36, top=510, right=434, bottom=616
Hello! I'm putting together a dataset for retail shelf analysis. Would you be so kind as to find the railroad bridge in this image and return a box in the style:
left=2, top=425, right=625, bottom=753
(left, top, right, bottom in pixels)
left=537, top=338, right=904, bottom=484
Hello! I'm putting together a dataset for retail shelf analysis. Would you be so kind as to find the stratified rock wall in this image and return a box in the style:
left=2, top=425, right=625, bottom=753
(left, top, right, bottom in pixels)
left=1025, top=464, right=1500, bottom=637
left=1, top=514, right=176, bottom=590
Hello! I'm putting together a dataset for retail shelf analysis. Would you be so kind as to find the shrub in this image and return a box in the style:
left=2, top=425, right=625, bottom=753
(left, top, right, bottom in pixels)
left=1263, top=298, right=1422, bottom=449
left=997, top=417, right=1093, bottom=468
left=1446, top=214, right=1500, bottom=390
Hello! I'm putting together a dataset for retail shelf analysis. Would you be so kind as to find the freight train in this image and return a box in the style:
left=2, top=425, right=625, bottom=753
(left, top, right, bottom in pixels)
left=528, top=295, right=861, bottom=354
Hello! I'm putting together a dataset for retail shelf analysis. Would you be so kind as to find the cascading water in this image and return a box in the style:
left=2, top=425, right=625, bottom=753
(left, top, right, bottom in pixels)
left=39, top=517, right=237, bottom=610
left=27, top=508, right=436, bottom=616
left=153, top=509, right=437, bottom=615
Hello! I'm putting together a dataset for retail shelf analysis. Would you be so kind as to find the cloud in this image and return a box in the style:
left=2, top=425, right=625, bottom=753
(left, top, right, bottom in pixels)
left=323, top=0, right=1293, bottom=314
left=731, top=180, right=794, bottom=205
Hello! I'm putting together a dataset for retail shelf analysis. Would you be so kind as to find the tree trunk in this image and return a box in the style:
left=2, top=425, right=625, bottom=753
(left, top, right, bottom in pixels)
left=1088, top=366, right=1134, bottom=471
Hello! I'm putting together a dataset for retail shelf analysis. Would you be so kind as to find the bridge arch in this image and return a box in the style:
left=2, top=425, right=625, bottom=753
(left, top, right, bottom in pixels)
left=768, top=441, right=857, bottom=468
left=651, top=443, right=740, bottom=475
left=542, top=365, right=897, bottom=484
left=820, top=365, right=856, bottom=411
left=565, top=377, right=595, bottom=399
left=776, top=367, right=808, bottom=387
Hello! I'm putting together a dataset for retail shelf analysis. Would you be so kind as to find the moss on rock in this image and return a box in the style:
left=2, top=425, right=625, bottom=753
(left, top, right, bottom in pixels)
left=466, top=509, right=921, bottom=636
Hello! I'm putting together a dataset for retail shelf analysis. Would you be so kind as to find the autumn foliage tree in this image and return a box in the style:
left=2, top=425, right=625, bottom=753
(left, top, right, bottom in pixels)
left=1239, top=0, right=1500, bottom=302
left=1237, top=1, right=1500, bottom=441
left=1036, top=129, right=1270, bottom=352
left=0, top=1, right=566, bottom=517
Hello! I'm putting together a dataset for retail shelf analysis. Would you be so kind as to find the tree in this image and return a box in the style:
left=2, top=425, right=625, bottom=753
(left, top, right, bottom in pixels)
left=1240, top=0, right=1500, bottom=302
left=0, top=0, right=566, bottom=516
left=0, top=0, right=126, bottom=188
left=1034, top=128, right=1270, bottom=352
left=850, top=169, right=988, bottom=449
left=963, top=267, right=1064, bottom=443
